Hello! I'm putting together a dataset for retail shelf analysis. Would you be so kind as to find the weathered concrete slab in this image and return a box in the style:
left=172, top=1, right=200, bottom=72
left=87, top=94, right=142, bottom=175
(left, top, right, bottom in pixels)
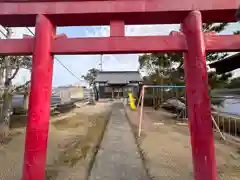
left=89, top=103, right=148, bottom=180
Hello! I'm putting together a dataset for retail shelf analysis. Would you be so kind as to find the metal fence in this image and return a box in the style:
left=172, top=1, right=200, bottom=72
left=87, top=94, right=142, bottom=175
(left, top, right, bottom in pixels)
left=212, top=111, right=240, bottom=140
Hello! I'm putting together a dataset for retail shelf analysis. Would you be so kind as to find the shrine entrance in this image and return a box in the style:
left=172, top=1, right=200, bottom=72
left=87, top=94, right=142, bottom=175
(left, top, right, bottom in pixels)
left=0, top=1, right=239, bottom=180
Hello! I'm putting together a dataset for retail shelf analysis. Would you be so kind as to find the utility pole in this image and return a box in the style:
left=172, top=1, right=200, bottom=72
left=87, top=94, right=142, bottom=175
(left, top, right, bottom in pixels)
left=99, top=54, right=103, bottom=71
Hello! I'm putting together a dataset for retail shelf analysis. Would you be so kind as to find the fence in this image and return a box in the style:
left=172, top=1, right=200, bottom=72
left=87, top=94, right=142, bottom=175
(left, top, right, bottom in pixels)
left=84, top=88, right=94, bottom=100
left=212, top=112, right=240, bottom=140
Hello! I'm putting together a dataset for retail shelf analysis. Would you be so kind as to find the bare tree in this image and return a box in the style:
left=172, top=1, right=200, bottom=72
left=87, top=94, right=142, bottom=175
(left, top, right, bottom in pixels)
left=0, top=28, right=32, bottom=143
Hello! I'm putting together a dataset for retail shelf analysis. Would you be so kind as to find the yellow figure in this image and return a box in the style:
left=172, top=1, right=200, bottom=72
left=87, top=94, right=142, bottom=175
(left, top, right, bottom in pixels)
left=128, top=92, right=136, bottom=110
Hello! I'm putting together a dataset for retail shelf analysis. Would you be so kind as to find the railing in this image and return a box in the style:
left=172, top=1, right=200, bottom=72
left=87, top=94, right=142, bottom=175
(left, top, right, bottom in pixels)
left=212, top=111, right=240, bottom=141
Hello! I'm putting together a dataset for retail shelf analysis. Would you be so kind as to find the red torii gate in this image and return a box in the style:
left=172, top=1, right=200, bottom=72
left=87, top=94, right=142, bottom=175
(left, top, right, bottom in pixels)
left=0, top=0, right=240, bottom=180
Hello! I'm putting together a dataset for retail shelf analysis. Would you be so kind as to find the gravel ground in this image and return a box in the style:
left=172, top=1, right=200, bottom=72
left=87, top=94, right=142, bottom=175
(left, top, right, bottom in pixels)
left=0, top=102, right=113, bottom=180
left=125, top=106, right=240, bottom=180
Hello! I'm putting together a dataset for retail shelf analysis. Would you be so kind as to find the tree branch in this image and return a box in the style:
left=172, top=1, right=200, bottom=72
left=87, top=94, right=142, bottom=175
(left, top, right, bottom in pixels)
left=12, top=80, right=30, bottom=93
left=234, top=31, right=240, bottom=35
left=177, top=62, right=183, bottom=70
left=7, top=66, right=20, bottom=83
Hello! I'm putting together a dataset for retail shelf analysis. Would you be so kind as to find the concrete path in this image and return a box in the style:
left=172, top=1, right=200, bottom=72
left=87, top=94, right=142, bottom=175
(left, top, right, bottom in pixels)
left=89, top=103, right=148, bottom=180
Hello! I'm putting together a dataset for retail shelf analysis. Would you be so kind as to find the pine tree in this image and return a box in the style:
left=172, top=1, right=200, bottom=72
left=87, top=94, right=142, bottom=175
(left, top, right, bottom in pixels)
left=139, top=23, right=232, bottom=89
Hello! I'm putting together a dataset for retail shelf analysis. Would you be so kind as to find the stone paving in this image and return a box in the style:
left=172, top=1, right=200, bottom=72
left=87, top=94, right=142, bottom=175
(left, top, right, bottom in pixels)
left=89, top=103, right=149, bottom=180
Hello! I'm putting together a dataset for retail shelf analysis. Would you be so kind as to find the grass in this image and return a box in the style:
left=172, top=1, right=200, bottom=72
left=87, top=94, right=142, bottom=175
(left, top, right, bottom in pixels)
left=52, top=115, right=86, bottom=130
left=0, top=131, right=23, bottom=145
left=58, top=134, right=89, bottom=167
left=45, top=112, right=110, bottom=180
left=45, top=166, right=59, bottom=180
left=9, top=104, right=76, bottom=129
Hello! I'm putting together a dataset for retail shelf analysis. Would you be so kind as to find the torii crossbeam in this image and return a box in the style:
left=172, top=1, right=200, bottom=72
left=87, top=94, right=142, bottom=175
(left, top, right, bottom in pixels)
left=0, top=1, right=239, bottom=180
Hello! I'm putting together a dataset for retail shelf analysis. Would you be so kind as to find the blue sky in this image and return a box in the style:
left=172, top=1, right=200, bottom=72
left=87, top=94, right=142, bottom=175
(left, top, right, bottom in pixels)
left=0, top=23, right=239, bottom=87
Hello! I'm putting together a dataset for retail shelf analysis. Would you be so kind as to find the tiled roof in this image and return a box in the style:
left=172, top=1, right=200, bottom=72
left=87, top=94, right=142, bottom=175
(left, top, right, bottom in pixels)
left=95, top=71, right=141, bottom=84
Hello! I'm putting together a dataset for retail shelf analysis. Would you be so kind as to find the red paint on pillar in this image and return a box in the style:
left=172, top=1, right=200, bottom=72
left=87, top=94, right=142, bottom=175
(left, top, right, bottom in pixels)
left=110, top=20, right=125, bottom=37
left=22, top=14, right=55, bottom=180
left=181, top=11, right=217, bottom=180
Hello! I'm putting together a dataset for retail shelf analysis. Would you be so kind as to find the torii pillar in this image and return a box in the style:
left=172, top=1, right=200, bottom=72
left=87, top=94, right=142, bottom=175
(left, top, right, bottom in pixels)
left=22, top=15, right=55, bottom=180
left=182, top=11, right=217, bottom=180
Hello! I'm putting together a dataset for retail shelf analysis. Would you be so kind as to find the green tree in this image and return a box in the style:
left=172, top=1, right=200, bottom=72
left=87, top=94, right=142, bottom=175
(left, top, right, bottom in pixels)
left=139, top=23, right=232, bottom=90
left=208, top=71, right=232, bottom=89
left=234, top=31, right=240, bottom=35
left=139, top=53, right=184, bottom=85
left=82, top=68, right=100, bottom=99
left=225, top=77, right=240, bottom=89
left=82, top=68, right=100, bottom=86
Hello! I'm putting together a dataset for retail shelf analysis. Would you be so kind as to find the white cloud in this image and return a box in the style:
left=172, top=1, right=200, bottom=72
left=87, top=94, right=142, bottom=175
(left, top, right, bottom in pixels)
left=0, top=24, right=184, bottom=86
left=12, top=68, right=31, bottom=86
left=126, top=24, right=180, bottom=36
left=0, top=22, right=239, bottom=87
left=86, top=26, right=109, bottom=37
left=80, top=24, right=181, bottom=74
left=11, top=27, right=35, bottom=38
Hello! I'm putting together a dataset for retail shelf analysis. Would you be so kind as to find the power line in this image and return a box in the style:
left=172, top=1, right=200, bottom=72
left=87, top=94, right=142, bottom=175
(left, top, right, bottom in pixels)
left=25, top=27, right=84, bottom=82
left=27, top=27, right=122, bottom=73
left=26, top=27, right=33, bottom=35
left=54, top=57, right=84, bottom=82
left=0, top=28, right=7, bottom=38
left=1, top=26, right=84, bottom=83
left=98, top=54, right=121, bottom=71
left=111, top=55, right=121, bottom=62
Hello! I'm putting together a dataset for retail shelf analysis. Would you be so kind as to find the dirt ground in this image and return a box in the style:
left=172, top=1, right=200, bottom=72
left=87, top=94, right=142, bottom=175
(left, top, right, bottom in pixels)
left=125, top=107, right=240, bottom=180
left=0, top=102, right=113, bottom=180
